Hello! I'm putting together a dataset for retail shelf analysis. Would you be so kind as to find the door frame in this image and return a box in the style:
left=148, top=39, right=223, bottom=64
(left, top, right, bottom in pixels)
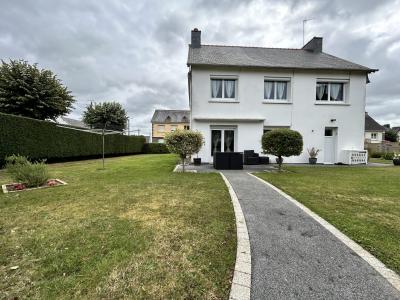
left=210, top=126, right=238, bottom=156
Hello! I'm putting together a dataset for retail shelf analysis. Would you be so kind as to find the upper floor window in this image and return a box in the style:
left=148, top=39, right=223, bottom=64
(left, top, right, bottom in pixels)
left=264, top=79, right=290, bottom=101
left=184, top=125, right=190, bottom=130
left=171, top=125, right=177, bottom=131
left=316, top=82, right=344, bottom=102
left=371, top=133, right=377, bottom=139
left=211, top=79, right=236, bottom=99
left=158, top=125, right=165, bottom=132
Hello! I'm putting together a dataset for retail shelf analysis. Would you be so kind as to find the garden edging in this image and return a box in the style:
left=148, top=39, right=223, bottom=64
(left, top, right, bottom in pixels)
left=220, top=172, right=252, bottom=300
left=248, top=172, right=400, bottom=293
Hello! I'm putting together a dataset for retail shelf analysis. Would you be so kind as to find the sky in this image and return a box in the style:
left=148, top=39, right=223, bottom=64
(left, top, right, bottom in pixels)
left=1, top=0, right=399, bottom=135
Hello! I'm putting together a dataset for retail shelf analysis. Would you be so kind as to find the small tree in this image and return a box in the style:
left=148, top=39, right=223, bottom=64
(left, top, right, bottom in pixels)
left=83, top=102, right=128, bottom=169
left=164, top=130, right=203, bottom=172
left=385, top=129, right=398, bottom=142
left=262, top=129, right=303, bottom=170
left=0, top=59, right=74, bottom=120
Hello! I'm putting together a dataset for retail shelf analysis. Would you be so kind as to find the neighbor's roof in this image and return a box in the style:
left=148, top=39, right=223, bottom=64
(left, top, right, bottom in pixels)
left=151, top=109, right=190, bottom=123
left=187, top=45, right=377, bottom=72
left=365, top=113, right=386, bottom=131
left=392, top=126, right=400, bottom=133
left=56, top=116, right=88, bottom=129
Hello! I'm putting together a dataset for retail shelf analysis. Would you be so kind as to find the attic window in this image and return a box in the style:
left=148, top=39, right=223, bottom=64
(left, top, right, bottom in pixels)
left=182, top=116, right=188, bottom=122
left=165, top=116, right=171, bottom=123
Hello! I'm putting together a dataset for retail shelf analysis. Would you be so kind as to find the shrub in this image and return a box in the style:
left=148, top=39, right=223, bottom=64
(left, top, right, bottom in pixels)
left=370, top=152, right=383, bottom=158
left=0, top=112, right=145, bottom=165
left=164, top=130, right=203, bottom=172
left=262, top=129, right=303, bottom=170
left=5, top=155, right=49, bottom=187
left=383, top=152, right=394, bottom=160
left=143, top=143, right=169, bottom=154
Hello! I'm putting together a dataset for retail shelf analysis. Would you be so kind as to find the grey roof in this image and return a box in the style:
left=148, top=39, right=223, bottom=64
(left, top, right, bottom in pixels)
left=56, top=116, right=88, bottom=129
left=187, top=45, right=377, bottom=72
left=151, top=109, right=190, bottom=123
left=365, top=113, right=385, bottom=131
left=392, top=127, right=400, bottom=133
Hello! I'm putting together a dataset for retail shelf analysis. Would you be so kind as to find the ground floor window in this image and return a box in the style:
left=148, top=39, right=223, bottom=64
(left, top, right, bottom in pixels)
left=211, top=128, right=235, bottom=156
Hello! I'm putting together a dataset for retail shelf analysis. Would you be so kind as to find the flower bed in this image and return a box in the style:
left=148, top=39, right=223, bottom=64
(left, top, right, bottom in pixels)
left=2, top=179, right=67, bottom=193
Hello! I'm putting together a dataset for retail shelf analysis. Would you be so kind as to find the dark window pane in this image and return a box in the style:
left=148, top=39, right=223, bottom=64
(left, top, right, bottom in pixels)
left=316, top=82, right=328, bottom=100
left=325, top=128, right=333, bottom=136
left=224, top=130, right=234, bottom=152
left=211, top=130, right=221, bottom=155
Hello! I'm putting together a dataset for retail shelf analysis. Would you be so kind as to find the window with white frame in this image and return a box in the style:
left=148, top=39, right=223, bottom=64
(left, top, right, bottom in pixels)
left=316, top=82, right=345, bottom=102
left=170, top=125, right=177, bottom=131
left=211, top=79, right=237, bottom=100
left=158, top=125, right=165, bottom=132
left=371, top=132, right=377, bottom=139
left=264, top=79, right=290, bottom=101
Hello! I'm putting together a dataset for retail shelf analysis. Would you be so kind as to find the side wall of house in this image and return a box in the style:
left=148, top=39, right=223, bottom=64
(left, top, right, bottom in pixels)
left=152, top=123, right=189, bottom=142
left=190, top=66, right=367, bottom=163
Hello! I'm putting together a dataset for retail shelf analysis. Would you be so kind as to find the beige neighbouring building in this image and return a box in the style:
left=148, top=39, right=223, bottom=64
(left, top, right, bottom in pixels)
left=151, top=110, right=190, bottom=143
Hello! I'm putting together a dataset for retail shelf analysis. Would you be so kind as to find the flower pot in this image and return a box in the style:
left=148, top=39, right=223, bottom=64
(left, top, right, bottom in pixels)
left=193, top=158, right=201, bottom=165
left=309, top=157, right=317, bottom=164
left=393, top=159, right=400, bottom=166
left=275, top=157, right=283, bottom=164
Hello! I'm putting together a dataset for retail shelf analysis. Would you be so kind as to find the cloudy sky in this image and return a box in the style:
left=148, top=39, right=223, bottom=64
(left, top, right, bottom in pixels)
left=1, top=0, right=399, bottom=134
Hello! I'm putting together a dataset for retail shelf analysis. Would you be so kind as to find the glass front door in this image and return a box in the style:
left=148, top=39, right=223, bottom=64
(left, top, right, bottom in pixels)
left=211, top=129, right=235, bottom=156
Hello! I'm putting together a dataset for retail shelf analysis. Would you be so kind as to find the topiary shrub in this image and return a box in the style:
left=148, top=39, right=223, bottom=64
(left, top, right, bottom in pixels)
left=262, top=129, right=303, bottom=170
left=5, top=155, right=49, bottom=187
left=143, top=143, right=169, bottom=154
left=370, top=152, right=383, bottom=158
left=382, top=152, right=394, bottom=160
left=164, top=130, right=203, bottom=172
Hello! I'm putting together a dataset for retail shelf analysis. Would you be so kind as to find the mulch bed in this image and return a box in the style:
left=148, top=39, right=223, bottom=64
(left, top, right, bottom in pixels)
left=2, top=179, right=67, bottom=193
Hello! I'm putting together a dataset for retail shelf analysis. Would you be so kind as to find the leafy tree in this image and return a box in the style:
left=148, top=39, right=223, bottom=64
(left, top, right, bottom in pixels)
left=164, top=130, right=203, bottom=172
left=384, top=129, right=398, bottom=142
left=0, top=59, right=74, bottom=120
left=262, top=129, right=303, bottom=170
left=83, top=102, right=128, bottom=168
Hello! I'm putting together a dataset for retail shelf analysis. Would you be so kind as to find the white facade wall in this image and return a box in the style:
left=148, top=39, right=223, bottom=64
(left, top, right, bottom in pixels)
left=190, top=66, right=367, bottom=164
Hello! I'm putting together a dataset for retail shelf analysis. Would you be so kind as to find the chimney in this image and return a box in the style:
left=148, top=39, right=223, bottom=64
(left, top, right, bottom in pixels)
left=191, top=28, right=201, bottom=48
left=302, top=37, right=323, bottom=53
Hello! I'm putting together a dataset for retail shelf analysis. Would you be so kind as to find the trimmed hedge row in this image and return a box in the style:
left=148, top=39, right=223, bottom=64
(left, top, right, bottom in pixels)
left=0, top=113, right=145, bottom=164
left=143, top=143, right=169, bottom=154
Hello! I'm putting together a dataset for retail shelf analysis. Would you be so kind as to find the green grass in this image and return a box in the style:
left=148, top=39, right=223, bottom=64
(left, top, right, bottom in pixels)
left=0, top=154, right=236, bottom=299
left=369, top=157, right=393, bottom=164
left=255, top=166, right=400, bottom=275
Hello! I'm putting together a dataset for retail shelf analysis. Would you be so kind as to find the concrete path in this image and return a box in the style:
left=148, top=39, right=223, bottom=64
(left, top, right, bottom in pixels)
left=222, top=171, right=400, bottom=300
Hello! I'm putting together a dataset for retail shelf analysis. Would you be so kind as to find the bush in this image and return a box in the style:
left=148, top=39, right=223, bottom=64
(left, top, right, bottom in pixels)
left=385, top=129, right=398, bottom=142
left=165, top=130, right=203, bottom=172
left=382, top=152, right=394, bottom=160
left=262, top=129, right=303, bottom=170
left=0, top=113, right=145, bottom=165
left=370, top=152, right=383, bottom=158
left=5, top=155, right=49, bottom=187
left=143, top=143, right=169, bottom=154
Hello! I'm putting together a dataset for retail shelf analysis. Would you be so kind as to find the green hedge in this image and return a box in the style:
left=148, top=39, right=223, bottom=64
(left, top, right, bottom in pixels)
left=0, top=113, right=145, bottom=164
left=143, top=143, right=169, bottom=154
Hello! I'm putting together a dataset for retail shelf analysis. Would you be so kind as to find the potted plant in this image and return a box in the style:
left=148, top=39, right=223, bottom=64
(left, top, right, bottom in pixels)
left=193, top=154, right=201, bottom=165
left=307, top=147, right=321, bottom=164
left=393, top=153, right=400, bottom=166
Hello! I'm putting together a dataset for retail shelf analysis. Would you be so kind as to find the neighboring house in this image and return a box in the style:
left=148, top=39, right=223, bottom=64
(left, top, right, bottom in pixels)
left=393, top=127, right=400, bottom=140
left=187, top=28, right=377, bottom=164
left=151, top=110, right=190, bottom=143
left=56, top=116, right=88, bottom=129
left=364, top=112, right=385, bottom=143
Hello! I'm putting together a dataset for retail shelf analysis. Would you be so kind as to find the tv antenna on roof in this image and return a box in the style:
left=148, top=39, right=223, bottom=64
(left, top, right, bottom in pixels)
left=303, top=18, right=313, bottom=46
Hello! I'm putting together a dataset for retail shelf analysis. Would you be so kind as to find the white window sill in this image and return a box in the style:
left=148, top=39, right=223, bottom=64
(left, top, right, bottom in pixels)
left=209, top=100, right=239, bottom=103
left=262, top=100, right=292, bottom=104
left=315, top=101, right=350, bottom=106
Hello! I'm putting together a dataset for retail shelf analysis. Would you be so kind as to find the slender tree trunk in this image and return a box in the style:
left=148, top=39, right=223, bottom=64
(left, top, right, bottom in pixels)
left=181, top=156, right=185, bottom=173
left=278, top=155, right=282, bottom=171
left=102, top=128, right=105, bottom=169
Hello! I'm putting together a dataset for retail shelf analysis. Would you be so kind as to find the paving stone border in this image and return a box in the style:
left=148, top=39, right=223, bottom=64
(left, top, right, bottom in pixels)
left=248, top=172, right=400, bottom=293
left=220, top=172, right=251, bottom=300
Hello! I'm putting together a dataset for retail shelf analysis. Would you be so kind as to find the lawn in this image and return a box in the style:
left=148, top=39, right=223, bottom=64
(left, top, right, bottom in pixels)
left=0, top=154, right=236, bottom=299
left=255, top=166, right=400, bottom=275
left=369, top=157, right=393, bottom=164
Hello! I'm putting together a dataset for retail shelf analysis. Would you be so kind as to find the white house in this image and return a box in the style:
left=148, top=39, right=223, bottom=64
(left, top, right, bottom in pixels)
left=364, top=112, right=385, bottom=143
left=187, top=29, right=378, bottom=164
